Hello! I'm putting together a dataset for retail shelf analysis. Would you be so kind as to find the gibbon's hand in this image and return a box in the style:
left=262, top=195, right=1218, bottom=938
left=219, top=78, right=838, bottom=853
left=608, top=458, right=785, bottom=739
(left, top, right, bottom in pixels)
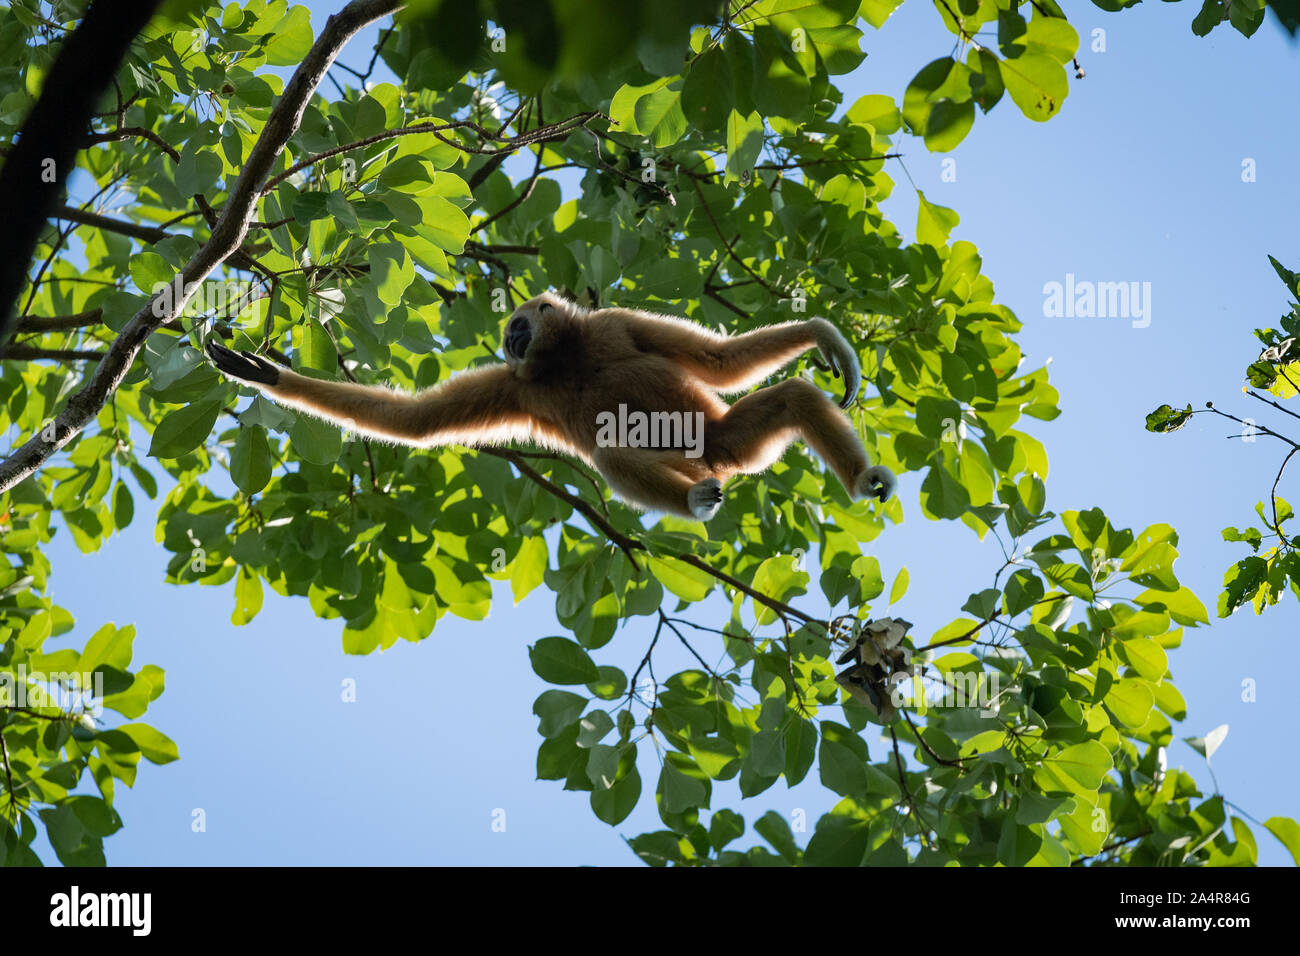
left=810, top=318, right=861, bottom=409
left=206, top=342, right=282, bottom=387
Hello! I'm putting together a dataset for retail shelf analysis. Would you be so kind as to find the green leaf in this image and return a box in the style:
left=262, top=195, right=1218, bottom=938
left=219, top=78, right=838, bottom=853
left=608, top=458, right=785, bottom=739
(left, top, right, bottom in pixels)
left=922, top=98, right=974, bottom=152
left=379, top=155, right=436, bottom=192
left=175, top=145, right=222, bottom=195
left=232, top=566, right=263, bottom=626
left=1268, top=255, right=1299, bottom=297
left=1264, top=816, right=1300, bottom=866
left=230, top=425, right=272, bottom=495
left=263, top=4, right=313, bottom=65
left=916, top=191, right=960, bottom=247
left=889, top=566, right=909, bottom=604
left=819, top=739, right=867, bottom=796
left=1058, top=795, right=1106, bottom=856
left=1000, top=52, right=1068, bottom=122
left=1219, top=556, right=1268, bottom=616
left=1022, top=16, right=1079, bottom=64
left=1107, top=678, right=1155, bottom=727
left=586, top=666, right=627, bottom=700
left=1228, top=0, right=1267, bottom=36
left=118, top=723, right=180, bottom=764
left=920, top=461, right=970, bottom=519
left=129, top=252, right=171, bottom=296
left=902, top=58, right=976, bottom=151
left=112, top=481, right=134, bottom=531
left=1122, top=637, right=1168, bottom=682
left=860, top=0, right=904, bottom=29
left=529, top=637, right=600, bottom=684
left=682, top=46, right=733, bottom=132
left=1137, top=586, right=1208, bottom=626
left=413, top=195, right=471, bottom=254
left=149, top=400, right=221, bottom=459
left=533, top=690, right=587, bottom=738
left=749, top=730, right=786, bottom=777
left=754, top=810, right=799, bottom=862
left=289, top=413, right=343, bottom=466
left=39, top=805, right=105, bottom=866
left=659, top=761, right=707, bottom=814
left=1144, top=403, right=1194, bottom=433
left=293, top=191, right=329, bottom=223
left=1185, top=723, right=1229, bottom=763
left=368, top=243, right=416, bottom=308
left=577, top=709, right=615, bottom=748
left=1192, top=0, right=1228, bottom=36
left=648, top=555, right=714, bottom=602
left=635, top=84, right=688, bottom=148
left=846, top=93, right=901, bottom=133
left=708, top=809, right=745, bottom=851
left=510, top=536, right=548, bottom=603
left=590, top=745, right=641, bottom=825
left=803, top=813, right=870, bottom=866
left=724, top=109, right=764, bottom=183
left=610, top=77, right=674, bottom=133
left=301, top=319, right=335, bottom=373
left=968, top=49, right=1005, bottom=112
left=1004, top=569, right=1044, bottom=616
left=1035, top=740, right=1112, bottom=794
left=752, top=25, right=810, bottom=117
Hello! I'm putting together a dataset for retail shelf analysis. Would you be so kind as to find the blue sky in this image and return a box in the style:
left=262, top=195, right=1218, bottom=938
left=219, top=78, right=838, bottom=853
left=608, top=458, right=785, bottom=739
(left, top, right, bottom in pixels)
left=30, top=1, right=1300, bottom=865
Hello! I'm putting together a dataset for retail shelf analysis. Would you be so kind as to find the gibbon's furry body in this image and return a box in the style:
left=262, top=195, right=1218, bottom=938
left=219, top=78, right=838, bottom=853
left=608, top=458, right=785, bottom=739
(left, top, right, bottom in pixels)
left=206, top=292, right=895, bottom=520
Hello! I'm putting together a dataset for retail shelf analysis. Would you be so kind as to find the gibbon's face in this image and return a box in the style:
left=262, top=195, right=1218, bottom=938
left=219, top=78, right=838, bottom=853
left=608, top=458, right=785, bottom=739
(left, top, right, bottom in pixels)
left=502, top=293, right=566, bottom=369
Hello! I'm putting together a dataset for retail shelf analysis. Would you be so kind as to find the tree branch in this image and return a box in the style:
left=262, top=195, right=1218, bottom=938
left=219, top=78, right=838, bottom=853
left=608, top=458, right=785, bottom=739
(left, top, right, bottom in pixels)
left=56, top=205, right=172, bottom=244
left=689, top=177, right=779, bottom=297
left=479, top=447, right=646, bottom=566
left=55, top=204, right=268, bottom=276
left=475, top=146, right=544, bottom=234
left=673, top=552, right=817, bottom=625
left=0, top=0, right=403, bottom=494
left=0, top=345, right=105, bottom=362
left=83, top=125, right=181, bottom=162
left=0, top=0, right=163, bottom=341
left=260, top=111, right=604, bottom=193
left=1271, top=445, right=1300, bottom=538
left=14, top=310, right=104, bottom=334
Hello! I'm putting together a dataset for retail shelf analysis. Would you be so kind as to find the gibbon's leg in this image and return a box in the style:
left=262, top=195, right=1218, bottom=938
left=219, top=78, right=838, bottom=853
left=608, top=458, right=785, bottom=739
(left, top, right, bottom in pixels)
left=592, top=446, right=720, bottom=520
left=623, top=312, right=861, bottom=406
left=206, top=343, right=538, bottom=448
left=706, top=378, right=895, bottom=502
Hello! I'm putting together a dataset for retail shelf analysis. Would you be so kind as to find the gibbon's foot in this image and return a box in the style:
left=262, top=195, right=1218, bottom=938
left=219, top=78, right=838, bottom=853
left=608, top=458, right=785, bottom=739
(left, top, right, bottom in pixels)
left=206, top=342, right=282, bottom=386
left=856, top=465, right=896, bottom=503
left=687, top=477, right=723, bottom=521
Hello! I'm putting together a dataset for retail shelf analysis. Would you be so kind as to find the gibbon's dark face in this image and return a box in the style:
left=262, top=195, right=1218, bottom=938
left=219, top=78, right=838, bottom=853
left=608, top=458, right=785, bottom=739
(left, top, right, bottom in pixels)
left=502, top=294, right=565, bottom=368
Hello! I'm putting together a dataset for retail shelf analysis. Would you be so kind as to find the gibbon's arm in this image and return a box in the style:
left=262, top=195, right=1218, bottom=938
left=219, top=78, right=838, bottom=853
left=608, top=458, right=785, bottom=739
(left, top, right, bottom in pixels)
left=206, top=343, right=539, bottom=448
left=619, top=310, right=862, bottom=407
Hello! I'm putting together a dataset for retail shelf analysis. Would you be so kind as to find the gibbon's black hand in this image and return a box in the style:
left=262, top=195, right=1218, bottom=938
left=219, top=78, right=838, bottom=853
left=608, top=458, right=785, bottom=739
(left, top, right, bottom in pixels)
left=206, top=342, right=282, bottom=386
left=809, top=318, right=860, bottom=409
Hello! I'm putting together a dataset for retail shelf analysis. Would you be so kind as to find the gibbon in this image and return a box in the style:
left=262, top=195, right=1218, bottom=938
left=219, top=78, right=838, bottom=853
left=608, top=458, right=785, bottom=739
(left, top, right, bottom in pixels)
left=205, top=292, right=896, bottom=520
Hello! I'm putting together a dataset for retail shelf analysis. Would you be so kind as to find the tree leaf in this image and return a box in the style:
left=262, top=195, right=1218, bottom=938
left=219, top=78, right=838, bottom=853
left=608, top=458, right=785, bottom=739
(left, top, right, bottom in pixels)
left=529, top=636, right=600, bottom=684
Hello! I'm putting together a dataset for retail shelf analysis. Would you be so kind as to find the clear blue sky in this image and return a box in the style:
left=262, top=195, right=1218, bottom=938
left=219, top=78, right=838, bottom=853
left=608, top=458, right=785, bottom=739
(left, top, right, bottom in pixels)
left=32, top=1, right=1300, bottom=865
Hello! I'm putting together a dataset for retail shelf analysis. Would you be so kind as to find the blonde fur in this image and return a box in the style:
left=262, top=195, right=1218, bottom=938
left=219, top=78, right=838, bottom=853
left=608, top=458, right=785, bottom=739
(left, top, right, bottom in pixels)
left=213, top=293, right=895, bottom=518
